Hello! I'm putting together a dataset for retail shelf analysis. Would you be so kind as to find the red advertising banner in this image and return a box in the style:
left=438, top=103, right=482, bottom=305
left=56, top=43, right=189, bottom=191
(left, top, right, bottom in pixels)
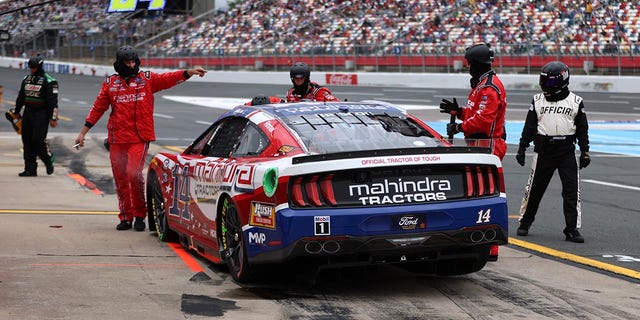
left=325, top=73, right=358, bottom=86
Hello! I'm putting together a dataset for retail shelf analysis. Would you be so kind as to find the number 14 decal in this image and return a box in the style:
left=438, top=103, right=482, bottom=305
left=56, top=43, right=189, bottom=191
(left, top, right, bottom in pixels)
left=476, top=209, right=491, bottom=223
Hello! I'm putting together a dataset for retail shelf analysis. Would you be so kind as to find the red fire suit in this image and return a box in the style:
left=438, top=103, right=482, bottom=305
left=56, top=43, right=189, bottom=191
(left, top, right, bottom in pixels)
left=84, top=70, right=190, bottom=222
left=286, top=82, right=340, bottom=102
left=457, top=70, right=507, bottom=160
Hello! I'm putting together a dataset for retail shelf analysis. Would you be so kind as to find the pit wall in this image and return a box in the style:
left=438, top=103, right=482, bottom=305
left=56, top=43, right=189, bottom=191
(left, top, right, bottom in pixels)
left=1, top=56, right=635, bottom=93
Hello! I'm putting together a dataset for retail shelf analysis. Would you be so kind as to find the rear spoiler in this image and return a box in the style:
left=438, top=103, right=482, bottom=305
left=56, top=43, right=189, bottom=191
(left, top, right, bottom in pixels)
left=292, top=146, right=491, bottom=164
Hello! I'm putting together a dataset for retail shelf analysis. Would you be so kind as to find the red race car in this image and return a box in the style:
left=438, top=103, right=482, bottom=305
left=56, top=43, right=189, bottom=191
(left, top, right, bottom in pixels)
left=146, top=100, right=508, bottom=282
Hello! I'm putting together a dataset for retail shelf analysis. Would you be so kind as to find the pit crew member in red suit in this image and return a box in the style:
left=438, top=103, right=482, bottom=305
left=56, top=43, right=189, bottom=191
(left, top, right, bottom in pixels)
left=286, top=62, right=340, bottom=102
left=439, top=43, right=507, bottom=160
left=73, top=45, right=206, bottom=231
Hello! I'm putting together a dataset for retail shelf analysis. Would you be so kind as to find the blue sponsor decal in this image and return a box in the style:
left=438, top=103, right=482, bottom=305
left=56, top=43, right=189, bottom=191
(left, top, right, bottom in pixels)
left=57, top=64, right=70, bottom=74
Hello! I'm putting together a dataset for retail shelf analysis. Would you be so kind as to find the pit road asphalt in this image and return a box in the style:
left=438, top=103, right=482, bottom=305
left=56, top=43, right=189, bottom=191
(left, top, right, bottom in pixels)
left=1, top=132, right=639, bottom=319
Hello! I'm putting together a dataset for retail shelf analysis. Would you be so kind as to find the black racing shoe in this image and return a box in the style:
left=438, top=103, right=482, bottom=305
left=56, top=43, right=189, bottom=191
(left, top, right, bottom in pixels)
left=44, top=155, right=54, bottom=175
left=18, top=171, right=37, bottom=177
left=133, top=217, right=145, bottom=232
left=116, top=220, right=132, bottom=231
left=564, top=229, right=585, bottom=243
left=45, top=162, right=54, bottom=175
left=517, top=223, right=530, bottom=236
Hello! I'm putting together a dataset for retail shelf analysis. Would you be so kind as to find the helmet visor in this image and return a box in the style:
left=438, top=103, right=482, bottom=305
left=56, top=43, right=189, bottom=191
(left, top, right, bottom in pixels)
left=28, top=59, right=41, bottom=68
left=540, top=75, right=563, bottom=89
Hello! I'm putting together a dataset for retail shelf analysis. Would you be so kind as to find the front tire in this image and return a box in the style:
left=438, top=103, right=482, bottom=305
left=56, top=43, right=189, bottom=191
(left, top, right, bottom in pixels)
left=147, top=172, right=178, bottom=242
left=219, top=197, right=253, bottom=282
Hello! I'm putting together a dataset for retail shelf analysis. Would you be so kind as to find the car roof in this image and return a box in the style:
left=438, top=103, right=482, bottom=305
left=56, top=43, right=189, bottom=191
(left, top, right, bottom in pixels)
left=220, top=100, right=408, bottom=122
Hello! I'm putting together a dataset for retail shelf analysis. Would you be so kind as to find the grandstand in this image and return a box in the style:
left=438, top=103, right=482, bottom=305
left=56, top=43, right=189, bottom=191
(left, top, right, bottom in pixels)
left=1, top=0, right=639, bottom=75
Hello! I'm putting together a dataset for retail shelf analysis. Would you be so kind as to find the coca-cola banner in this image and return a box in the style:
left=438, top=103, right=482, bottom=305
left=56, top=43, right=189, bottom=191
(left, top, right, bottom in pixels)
left=325, top=73, right=358, bottom=86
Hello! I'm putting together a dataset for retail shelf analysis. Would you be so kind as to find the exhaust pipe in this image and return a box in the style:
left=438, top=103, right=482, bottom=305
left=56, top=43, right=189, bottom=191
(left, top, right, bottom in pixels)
left=304, top=241, right=341, bottom=254
left=483, top=229, right=497, bottom=241
left=304, top=241, right=322, bottom=254
left=322, top=241, right=340, bottom=254
left=470, top=231, right=484, bottom=243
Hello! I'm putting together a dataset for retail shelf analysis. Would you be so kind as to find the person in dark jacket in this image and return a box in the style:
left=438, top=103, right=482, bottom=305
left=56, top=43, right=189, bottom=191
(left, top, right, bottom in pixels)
left=74, top=45, right=206, bottom=231
left=515, top=61, right=590, bottom=243
left=14, top=54, right=59, bottom=176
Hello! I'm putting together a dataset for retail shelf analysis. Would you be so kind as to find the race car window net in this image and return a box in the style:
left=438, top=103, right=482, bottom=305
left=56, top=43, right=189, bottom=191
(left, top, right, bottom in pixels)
left=188, top=117, right=249, bottom=157
left=283, top=112, right=444, bottom=154
left=231, top=123, right=269, bottom=157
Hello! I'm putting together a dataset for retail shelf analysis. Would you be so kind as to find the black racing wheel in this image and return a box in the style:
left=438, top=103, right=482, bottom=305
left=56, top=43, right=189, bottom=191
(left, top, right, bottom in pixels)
left=147, top=172, right=178, bottom=242
left=219, top=197, right=253, bottom=282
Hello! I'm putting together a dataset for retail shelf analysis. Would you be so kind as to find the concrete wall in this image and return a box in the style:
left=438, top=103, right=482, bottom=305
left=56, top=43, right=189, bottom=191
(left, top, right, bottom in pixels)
left=1, top=56, right=636, bottom=93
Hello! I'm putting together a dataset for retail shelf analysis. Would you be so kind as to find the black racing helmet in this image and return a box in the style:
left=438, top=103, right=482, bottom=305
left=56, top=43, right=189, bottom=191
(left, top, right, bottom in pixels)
left=290, top=62, right=311, bottom=96
left=116, top=45, right=139, bottom=62
left=251, top=95, right=271, bottom=106
left=113, top=45, right=140, bottom=78
left=540, top=61, right=570, bottom=97
left=28, top=55, right=44, bottom=68
left=290, top=62, right=310, bottom=80
left=28, top=54, right=45, bottom=74
left=464, top=43, right=494, bottom=65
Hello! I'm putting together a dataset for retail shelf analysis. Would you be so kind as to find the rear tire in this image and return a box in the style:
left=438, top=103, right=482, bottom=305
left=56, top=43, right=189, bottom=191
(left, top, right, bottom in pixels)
left=147, top=172, right=178, bottom=242
left=219, top=197, right=253, bottom=282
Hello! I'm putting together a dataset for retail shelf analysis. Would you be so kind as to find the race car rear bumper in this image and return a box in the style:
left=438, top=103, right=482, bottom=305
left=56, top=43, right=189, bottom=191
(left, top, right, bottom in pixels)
left=248, top=224, right=507, bottom=265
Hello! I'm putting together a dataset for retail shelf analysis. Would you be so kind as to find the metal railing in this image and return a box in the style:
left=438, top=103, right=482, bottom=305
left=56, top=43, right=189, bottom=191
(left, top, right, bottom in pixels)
left=3, top=34, right=640, bottom=76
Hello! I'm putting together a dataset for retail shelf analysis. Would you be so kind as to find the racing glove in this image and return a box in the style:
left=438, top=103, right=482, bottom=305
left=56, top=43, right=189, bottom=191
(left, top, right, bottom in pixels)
left=6, top=108, right=20, bottom=120
left=446, top=123, right=462, bottom=137
left=579, top=152, right=590, bottom=169
left=439, top=98, right=461, bottom=115
left=516, top=147, right=526, bottom=166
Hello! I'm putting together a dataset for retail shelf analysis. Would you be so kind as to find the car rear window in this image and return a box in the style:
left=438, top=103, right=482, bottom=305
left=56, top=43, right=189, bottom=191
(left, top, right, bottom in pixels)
left=281, top=111, right=444, bottom=154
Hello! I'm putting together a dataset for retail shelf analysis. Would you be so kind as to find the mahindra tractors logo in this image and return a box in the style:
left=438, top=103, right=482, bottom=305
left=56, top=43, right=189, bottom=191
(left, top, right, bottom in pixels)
left=348, top=177, right=452, bottom=205
left=325, top=73, right=358, bottom=85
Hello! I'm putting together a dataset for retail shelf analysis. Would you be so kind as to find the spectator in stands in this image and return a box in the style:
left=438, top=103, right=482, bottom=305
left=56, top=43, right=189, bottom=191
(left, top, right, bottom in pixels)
left=633, top=40, right=640, bottom=55
left=439, top=43, right=507, bottom=160
left=286, top=62, right=340, bottom=102
left=73, top=45, right=206, bottom=232
left=5, top=0, right=640, bottom=67
left=585, top=1, right=593, bottom=21
left=603, top=41, right=618, bottom=55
